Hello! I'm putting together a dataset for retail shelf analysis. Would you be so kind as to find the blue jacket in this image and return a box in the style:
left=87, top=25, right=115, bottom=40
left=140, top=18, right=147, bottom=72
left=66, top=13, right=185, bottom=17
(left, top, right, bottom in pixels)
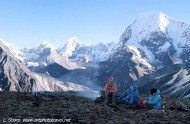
left=147, top=90, right=162, bottom=110
left=121, top=83, right=139, bottom=104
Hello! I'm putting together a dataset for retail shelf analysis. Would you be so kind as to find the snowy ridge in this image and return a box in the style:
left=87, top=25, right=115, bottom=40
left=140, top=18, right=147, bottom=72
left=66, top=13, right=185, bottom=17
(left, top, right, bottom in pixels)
left=127, top=46, right=153, bottom=69
left=1, top=37, right=117, bottom=65
left=88, top=42, right=117, bottom=62
left=132, top=11, right=169, bottom=33
left=39, top=40, right=54, bottom=48
left=162, top=69, right=189, bottom=95
left=21, top=41, right=81, bottom=70
left=58, top=38, right=117, bottom=62
left=164, top=69, right=185, bottom=86
left=138, top=66, right=190, bottom=99
left=58, top=37, right=82, bottom=59
left=0, top=39, right=23, bottom=61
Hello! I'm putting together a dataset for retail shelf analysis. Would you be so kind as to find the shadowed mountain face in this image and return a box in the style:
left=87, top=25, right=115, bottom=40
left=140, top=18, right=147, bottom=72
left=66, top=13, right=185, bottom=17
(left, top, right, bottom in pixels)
left=28, top=63, right=71, bottom=78
left=138, top=65, right=190, bottom=99
left=46, top=63, right=71, bottom=78
left=96, top=46, right=154, bottom=91
left=138, top=31, right=178, bottom=67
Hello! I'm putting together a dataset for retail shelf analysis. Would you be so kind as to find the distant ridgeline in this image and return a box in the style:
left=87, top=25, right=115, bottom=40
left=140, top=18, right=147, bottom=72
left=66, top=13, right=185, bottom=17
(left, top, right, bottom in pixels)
left=136, top=63, right=190, bottom=87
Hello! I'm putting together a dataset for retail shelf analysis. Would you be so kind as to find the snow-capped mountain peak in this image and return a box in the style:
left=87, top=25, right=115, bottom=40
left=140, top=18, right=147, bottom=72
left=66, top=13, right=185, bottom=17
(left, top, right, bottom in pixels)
left=0, top=39, right=23, bottom=61
left=135, top=11, right=169, bottom=32
left=21, top=41, right=55, bottom=62
left=120, top=11, right=190, bottom=65
left=58, top=37, right=82, bottom=59
left=38, top=40, right=54, bottom=49
left=128, top=11, right=170, bottom=39
left=57, top=38, right=117, bottom=62
left=67, top=37, right=82, bottom=45
left=64, top=37, right=82, bottom=50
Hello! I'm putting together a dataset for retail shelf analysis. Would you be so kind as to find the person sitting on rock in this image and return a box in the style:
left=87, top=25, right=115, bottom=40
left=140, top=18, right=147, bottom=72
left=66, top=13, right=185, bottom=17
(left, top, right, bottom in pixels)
left=104, top=76, right=117, bottom=105
left=120, top=83, right=139, bottom=104
left=143, top=88, right=162, bottom=110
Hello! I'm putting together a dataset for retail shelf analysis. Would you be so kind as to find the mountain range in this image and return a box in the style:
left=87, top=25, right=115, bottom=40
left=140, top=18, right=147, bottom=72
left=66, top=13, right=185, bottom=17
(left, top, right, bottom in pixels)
left=0, top=39, right=98, bottom=98
left=0, top=11, right=190, bottom=99
left=57, top=37, right=117, bottom=63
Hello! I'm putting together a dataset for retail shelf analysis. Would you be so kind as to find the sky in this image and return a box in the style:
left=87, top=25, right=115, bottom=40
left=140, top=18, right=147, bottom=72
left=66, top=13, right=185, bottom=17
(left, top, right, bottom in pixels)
left=0, top=0, right=190, bottom=48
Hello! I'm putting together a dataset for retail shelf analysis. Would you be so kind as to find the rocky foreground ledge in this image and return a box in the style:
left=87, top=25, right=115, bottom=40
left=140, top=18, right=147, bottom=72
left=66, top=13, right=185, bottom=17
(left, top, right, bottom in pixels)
left=0, top=91, right=190, bottom=124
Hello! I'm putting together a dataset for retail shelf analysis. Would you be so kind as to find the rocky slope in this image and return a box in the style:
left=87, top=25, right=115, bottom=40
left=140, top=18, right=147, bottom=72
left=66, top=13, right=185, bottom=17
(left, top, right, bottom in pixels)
left=0, top=91, right=190, bottom=124
left=0, top=40, right=37, bottom=92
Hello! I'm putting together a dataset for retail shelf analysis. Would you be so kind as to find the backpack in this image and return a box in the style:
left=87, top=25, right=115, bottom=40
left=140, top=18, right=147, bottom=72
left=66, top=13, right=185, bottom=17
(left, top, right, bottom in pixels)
left=136, top=100, right=145, bottom=109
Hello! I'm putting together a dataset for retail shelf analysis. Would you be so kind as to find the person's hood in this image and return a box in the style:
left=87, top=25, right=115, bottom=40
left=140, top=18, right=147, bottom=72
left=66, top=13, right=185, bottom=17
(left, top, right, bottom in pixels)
left=131, top=83, right=138, bottom=91
left=153, top=89, right=160, bottom=96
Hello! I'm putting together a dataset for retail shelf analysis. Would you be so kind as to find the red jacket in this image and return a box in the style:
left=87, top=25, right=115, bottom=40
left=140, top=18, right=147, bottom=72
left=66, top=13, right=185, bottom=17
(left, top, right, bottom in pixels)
left=104, top=83, right=117, bottom=93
